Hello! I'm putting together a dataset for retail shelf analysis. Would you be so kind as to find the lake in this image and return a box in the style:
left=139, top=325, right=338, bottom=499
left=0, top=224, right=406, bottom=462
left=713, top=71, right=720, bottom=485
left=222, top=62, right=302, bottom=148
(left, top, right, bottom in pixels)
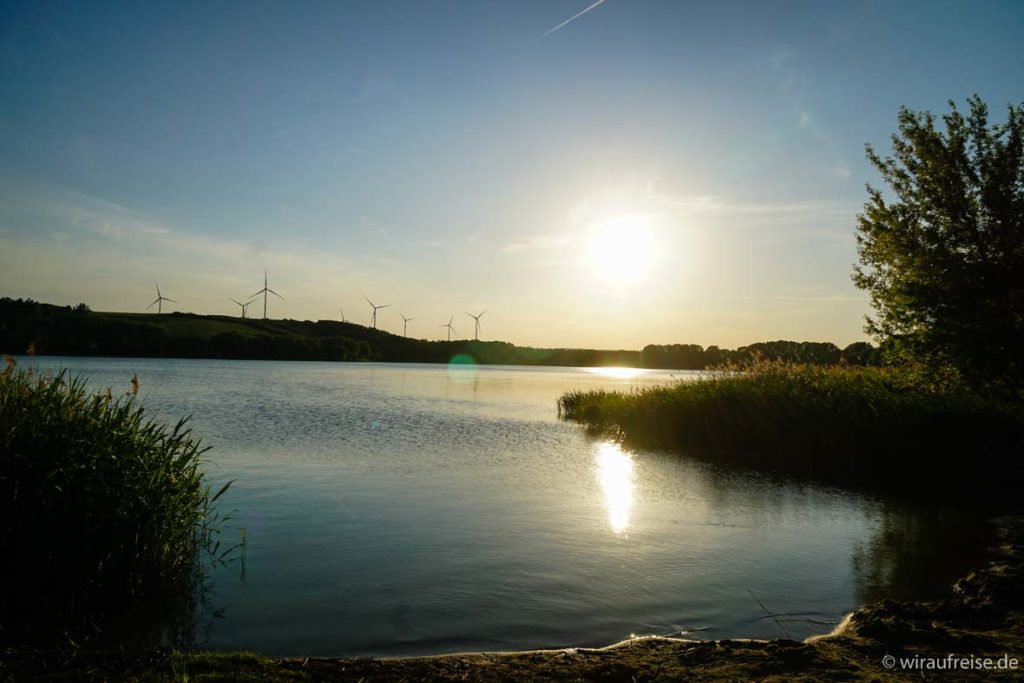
left=22, top=356, right=994, bottom=656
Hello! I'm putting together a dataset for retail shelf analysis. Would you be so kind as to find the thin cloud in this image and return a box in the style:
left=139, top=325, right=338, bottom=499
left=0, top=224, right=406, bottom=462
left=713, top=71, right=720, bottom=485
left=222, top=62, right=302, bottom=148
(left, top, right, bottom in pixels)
left=645, top=180, right=722, bottom=211
left=538, top=0, right=607, bottom=40
left=647, top=181, right=857, bottom=223
left=723, top=294, right=869, bottom=302
left=831, top=165, right=851, bottom=179
left=63, top=189, right=138, bottom=216
left=502, top=234, right=571, bottom=253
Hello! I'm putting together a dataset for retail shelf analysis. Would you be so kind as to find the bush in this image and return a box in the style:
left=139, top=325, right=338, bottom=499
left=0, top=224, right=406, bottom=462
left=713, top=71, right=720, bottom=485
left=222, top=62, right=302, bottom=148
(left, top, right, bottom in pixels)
left=0, top=358, right=230, bottom=644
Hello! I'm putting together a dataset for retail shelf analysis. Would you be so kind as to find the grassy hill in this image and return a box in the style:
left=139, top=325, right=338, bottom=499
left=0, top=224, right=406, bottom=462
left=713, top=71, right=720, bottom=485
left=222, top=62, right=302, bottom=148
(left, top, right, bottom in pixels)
left=0, top=298, right=641, bottom=366
left=1, top=298, right=878, bottom=368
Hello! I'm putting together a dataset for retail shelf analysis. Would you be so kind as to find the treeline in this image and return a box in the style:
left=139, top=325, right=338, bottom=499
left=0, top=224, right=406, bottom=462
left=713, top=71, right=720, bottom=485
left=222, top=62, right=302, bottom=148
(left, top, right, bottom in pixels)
left=0, top=297, right=878, bottom=368
left=639, top=340, right=879, bottom=369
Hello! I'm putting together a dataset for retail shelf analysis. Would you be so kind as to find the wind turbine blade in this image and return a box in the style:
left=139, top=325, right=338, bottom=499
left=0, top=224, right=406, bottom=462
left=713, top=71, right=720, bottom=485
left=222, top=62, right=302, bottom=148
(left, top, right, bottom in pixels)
left=229, top=297, right=243, bottom=306
left=379, top=304, right=390, bottom=309
left=147, top=299, right=159, bottom=310
left=479, top=310, right=486, bottom=318
left=364, top=296, right=374, bottom=307
left=250, top=289, right=264, bottom=298
left=155, top=282, right=161, bottom=297
left=267, top=288, right=284, bottom=300
left=164, top=297, right=178, bottom=303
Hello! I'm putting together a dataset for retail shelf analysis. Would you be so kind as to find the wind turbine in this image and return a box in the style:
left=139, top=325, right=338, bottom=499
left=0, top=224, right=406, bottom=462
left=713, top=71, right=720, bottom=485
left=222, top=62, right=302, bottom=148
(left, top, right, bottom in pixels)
left=440, top=315, right=456, bottom=342
left=147, top=282, right=177, bottom=314
left=340, top=307, right=347, bottom=323
left=400, top=313, right=413, bottom=337
left=466, top=309, right=486, bottom=341
left=229, top=297, right=256, bottom=318
left=250, top=270, right=283, bottom=320
left=365, top=296, right=390, bottom=329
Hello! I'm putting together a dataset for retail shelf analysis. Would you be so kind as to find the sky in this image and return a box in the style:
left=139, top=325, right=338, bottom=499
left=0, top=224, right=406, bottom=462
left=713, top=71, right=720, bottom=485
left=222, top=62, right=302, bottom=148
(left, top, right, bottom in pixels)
left=1, top=0, right=1022, bottom=349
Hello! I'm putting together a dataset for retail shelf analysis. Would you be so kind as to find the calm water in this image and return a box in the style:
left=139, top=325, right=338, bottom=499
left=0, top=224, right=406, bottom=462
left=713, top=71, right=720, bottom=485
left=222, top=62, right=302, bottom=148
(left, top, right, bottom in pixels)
left=25, top=356, right=994, bottom=656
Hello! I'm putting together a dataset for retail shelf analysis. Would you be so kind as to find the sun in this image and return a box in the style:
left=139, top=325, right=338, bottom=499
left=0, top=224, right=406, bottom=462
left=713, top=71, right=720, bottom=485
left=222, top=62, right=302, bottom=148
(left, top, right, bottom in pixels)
left=585, top=214, right=656, bottom=285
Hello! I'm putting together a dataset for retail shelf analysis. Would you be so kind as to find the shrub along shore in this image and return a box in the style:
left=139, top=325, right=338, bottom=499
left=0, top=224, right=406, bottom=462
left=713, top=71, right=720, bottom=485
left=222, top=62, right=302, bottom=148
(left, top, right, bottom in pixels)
left=0, top=360, right=232, bottom=646
left=558, top=361, right=1024, bottom=497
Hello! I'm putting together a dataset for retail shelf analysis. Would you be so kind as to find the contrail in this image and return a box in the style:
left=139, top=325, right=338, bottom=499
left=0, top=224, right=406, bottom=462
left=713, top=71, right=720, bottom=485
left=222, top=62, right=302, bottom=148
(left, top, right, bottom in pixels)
left=538, top=0, right=607, bottom=40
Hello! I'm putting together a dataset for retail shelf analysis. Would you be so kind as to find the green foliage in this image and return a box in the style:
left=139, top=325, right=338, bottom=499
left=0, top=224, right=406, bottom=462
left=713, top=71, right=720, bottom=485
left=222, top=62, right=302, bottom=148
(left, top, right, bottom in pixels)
left=0, top=360, right=231, bottom=644
left=559, top=361, right=1023, bottom=494
left=854, top=96, right=1024, bottom=394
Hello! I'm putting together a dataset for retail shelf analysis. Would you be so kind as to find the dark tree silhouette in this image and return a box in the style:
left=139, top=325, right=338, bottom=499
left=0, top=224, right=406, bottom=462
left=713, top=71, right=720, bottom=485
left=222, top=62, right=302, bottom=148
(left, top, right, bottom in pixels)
left=854, top=96, right=1024, bottom=394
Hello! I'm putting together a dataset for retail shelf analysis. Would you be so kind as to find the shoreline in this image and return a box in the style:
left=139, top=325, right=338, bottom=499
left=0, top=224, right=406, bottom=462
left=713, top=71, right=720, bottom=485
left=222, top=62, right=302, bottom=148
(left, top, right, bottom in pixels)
left=3, top=521, right=1021, bottom=681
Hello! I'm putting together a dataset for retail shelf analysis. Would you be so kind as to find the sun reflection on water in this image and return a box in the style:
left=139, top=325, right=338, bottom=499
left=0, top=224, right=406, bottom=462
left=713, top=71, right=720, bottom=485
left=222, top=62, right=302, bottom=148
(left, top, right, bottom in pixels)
left=584, top=366, right=646, bottom=379
left=594, top=441, right=635, bottom=534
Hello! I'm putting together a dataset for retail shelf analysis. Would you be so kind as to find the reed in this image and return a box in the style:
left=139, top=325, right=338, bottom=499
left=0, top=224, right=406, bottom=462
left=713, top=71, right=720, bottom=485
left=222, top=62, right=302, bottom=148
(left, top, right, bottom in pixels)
left=0, top=358, right=231, bottom=644
left=558, top=360, right=1023, bottom=494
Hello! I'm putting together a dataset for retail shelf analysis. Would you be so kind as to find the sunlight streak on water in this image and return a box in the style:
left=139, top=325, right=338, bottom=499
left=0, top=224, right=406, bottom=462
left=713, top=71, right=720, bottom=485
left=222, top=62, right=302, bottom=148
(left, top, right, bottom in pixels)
left=594, top=441, right=635, bottom=534
left=584, top=366, right=646, bottom=379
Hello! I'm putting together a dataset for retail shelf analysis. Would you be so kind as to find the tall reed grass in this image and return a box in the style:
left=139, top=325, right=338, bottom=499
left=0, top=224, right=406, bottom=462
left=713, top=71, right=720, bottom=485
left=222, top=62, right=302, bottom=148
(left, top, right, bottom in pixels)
left=558, top=360, right=1023, bottom=494
left=0, top=359, right=231, bottom=644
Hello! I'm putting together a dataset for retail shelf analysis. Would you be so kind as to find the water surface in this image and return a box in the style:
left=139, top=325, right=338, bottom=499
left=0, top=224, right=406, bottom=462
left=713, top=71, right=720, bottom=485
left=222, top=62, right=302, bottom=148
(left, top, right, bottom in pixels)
left=25, top=357, right=994, bottom=656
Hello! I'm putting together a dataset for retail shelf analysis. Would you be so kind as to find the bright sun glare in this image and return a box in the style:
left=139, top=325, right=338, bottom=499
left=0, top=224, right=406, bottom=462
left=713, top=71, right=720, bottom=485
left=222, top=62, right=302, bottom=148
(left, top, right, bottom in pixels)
left=595, top=441, right=635, bottom=534
left=585, top=215, right=656, bottom=285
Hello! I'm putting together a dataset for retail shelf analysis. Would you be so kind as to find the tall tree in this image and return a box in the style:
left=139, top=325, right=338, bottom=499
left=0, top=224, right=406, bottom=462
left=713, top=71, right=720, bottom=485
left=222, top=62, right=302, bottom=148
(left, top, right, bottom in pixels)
left=853, top=96, right=1024, bottom=394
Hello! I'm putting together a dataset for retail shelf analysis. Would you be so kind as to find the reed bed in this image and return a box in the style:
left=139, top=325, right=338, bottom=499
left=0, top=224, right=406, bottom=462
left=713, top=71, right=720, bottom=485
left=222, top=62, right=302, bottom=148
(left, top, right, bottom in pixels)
left=0, top=358, right=230, bottom=644
left=558, top=360, right=1023, bottom=493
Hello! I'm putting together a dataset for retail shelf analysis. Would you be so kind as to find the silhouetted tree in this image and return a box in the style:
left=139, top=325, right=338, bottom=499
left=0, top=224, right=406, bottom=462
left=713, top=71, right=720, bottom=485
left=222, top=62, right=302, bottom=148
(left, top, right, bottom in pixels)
left=854, top=96, right=1024, bottom=394
left=841, top=341, right=877, bottom=366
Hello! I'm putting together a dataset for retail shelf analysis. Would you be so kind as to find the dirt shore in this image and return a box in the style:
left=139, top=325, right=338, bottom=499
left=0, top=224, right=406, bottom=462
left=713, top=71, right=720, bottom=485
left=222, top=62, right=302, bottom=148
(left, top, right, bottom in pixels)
left=3, top=522, right=1022, bottom=681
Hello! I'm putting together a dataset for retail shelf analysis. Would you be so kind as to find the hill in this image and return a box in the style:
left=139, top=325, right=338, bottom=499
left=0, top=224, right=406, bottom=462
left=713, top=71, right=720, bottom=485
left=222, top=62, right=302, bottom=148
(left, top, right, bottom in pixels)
left=0, top=298, right=878, bottom=368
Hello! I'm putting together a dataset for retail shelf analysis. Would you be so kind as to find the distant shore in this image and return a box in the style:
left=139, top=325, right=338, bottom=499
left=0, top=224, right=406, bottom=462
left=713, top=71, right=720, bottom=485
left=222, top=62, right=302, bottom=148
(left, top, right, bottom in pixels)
left=1, top=296, right=877, bottom=368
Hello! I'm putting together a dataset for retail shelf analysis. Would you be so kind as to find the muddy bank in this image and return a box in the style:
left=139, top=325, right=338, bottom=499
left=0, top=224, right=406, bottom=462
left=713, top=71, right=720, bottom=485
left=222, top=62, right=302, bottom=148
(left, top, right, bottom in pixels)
left=3, top=521, right=1022, bottom=681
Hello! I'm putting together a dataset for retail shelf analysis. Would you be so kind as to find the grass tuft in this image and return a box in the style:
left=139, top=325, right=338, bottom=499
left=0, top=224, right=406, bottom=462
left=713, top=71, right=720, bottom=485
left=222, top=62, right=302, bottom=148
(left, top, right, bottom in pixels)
left=0, top=360, right=231, bottom=645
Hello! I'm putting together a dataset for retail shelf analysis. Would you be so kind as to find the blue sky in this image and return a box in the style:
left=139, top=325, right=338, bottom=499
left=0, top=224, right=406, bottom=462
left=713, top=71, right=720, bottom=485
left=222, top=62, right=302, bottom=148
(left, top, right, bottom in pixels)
left=2, top=0, right=1022, bottom=348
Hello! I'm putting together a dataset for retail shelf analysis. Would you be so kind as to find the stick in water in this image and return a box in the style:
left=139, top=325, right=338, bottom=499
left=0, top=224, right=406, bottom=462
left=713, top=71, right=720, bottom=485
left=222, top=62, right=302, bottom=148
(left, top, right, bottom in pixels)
left=747, top=588, right=793, bottom=640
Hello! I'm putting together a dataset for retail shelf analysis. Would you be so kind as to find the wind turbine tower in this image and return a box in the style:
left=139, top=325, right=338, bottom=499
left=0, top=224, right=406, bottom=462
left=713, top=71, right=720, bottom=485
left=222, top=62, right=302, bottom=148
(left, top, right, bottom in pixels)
left=229, top=297, right=255, bottom=318
left=400, top=313, right=414, bottom=337
left=365, top=296, right=390, bottom=329
left=147, top=283, right=177, bottom=314
left=250, top=270, right=283, bottom=320
left=466, top=309, right=486, bottom=341
left=440, top=315, right=456, bottom=342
